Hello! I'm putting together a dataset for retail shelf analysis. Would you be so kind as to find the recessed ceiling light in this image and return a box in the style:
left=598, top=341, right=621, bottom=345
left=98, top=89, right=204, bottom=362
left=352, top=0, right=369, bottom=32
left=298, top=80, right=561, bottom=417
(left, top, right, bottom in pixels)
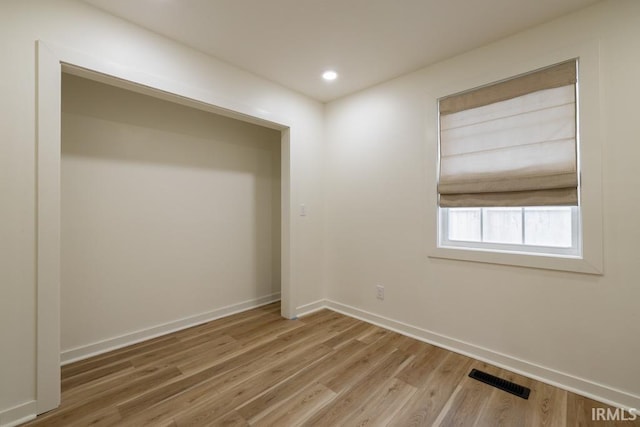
left=322, top=70, right=338, bottom=81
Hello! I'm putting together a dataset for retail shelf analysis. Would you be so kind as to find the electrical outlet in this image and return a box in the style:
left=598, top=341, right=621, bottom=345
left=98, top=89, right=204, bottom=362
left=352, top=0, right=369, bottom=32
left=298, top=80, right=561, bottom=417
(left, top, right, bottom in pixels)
left=376, top=285, right=384, bottom=300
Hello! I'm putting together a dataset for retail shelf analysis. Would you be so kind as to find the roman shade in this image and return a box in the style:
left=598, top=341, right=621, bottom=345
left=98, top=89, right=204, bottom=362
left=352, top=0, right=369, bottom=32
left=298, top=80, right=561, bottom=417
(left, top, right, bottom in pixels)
left=438, top=60, right=578, bottom=208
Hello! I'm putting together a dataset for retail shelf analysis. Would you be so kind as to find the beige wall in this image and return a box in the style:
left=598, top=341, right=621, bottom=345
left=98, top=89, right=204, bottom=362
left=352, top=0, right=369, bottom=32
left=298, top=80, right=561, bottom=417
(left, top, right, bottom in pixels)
left=61, top=74, right=280, bottom=355
left=325, top=0, right=640, bottom=407
left=0, top=0, right=325, bottom=421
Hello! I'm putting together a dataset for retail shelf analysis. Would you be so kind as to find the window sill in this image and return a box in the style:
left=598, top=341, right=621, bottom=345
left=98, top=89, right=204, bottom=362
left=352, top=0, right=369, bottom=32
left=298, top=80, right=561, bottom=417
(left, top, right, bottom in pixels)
left=429, top=245, right=603, bottom=275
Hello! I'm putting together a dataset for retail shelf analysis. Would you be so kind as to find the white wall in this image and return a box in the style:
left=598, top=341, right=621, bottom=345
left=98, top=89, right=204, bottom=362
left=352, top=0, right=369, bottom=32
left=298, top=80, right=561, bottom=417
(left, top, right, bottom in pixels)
left=0, top=0, right=324, bottom=422
left=61, top=74, right=280, bottom=356
left=325, top=0, right=640, bottom=408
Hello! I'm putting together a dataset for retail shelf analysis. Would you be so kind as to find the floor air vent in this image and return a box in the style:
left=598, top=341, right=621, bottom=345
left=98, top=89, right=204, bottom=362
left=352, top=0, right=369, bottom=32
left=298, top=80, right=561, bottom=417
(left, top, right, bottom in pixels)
left=468, top=369, right=530, bottom=399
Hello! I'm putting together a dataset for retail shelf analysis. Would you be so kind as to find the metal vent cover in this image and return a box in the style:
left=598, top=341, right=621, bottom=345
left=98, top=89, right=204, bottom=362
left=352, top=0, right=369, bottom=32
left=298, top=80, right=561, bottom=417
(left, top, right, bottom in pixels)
left=469, top=368, right=530, bottom=399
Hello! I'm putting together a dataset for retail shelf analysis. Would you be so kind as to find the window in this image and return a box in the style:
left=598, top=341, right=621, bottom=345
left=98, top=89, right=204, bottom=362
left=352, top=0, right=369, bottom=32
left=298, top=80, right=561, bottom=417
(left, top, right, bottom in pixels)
left=437, top=60, right=581, bottom=258
left=441, top=206, right=579, bottom=256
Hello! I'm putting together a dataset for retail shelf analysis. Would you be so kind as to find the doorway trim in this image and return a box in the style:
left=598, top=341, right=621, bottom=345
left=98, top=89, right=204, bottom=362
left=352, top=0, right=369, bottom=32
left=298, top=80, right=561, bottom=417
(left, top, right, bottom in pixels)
left=36, top=40, right=294, bottom=414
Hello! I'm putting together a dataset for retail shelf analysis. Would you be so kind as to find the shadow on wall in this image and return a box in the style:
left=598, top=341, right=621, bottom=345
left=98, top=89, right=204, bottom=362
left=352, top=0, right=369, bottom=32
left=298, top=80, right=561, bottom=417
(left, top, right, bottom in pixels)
left=61, top=73, right=281, bottom=173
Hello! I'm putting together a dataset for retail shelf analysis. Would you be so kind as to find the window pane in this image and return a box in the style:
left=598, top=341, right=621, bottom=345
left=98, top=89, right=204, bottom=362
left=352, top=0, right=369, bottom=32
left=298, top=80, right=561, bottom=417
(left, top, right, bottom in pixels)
left=483, top=207, right=523, bottom=244
left=448, top=208, right=481, bottom=242
left=524, top=207, right=573, bottom=247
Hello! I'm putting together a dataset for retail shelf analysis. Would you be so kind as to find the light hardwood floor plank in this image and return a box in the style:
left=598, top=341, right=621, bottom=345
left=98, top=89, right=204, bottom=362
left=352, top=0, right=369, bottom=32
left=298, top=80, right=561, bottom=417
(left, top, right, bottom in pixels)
left=236, top=339, right=367, bottom=422
left=341, top=377, right=417, bottom=427
left=172, top=344, right=335, bottom=426
left=27, top=366, right=183, bottom=426
left=388, top=351, right=474, bottom=427
left=305, top=350, right=413, bottom=426
left=320, top=331, right=412, bottom=394
left=61, top=360, right=133, bottom=392
left=526, top=381, right=568, bottom=427
left=24, top=302, right=639, bottom=427
left=61, top=335, right=180, bottom=379
left=395, top=345, right=449, bottom=388
left=251, top=381, right=336, bottom=426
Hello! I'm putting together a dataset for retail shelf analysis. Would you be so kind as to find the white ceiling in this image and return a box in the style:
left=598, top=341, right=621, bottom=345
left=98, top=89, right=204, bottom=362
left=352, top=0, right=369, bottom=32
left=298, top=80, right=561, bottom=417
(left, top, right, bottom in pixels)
left=83, top=0, right=600, bottom=102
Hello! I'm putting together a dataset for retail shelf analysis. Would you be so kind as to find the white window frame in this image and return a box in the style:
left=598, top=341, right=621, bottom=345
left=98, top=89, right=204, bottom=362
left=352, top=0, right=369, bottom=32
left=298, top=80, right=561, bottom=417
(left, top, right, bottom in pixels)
left=427, top=41, right=603, bottom=275
left=439, top=206, right=581, bottom=257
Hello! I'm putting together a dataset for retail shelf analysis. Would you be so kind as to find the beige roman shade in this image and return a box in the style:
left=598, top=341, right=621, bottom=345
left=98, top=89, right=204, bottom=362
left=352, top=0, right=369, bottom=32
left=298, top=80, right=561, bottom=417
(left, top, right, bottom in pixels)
left=438, top=60, right=578, bottom=208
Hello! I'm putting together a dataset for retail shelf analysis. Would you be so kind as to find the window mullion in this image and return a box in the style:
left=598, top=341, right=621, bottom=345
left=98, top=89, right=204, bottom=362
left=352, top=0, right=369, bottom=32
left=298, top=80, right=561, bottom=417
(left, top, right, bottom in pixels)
left=521, top=208, right=525, bottom=244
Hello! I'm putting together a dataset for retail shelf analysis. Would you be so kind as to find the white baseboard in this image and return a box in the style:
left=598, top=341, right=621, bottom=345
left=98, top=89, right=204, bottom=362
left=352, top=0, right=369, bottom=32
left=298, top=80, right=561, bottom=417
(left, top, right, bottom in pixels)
left=0, top=401, right=36, bottom=427
left=322, top=299, right=640, bottom=411
left=295, top=299, right=327, bottom=318
left=50, top=294, right=640, bottom=412
left=61, top=293, right=281, bottom=365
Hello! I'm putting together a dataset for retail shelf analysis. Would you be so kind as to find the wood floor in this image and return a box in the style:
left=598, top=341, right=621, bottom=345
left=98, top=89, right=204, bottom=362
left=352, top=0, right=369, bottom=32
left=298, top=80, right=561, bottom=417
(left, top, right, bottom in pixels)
left=25, top=303, right=637, bottom=426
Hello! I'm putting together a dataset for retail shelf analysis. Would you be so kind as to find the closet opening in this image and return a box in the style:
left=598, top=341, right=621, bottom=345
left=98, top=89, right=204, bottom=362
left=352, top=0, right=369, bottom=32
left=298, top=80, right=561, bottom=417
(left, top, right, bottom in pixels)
left=60, top=72, right=283, bottom=364
left=36, top=41, right=294, bottom=414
